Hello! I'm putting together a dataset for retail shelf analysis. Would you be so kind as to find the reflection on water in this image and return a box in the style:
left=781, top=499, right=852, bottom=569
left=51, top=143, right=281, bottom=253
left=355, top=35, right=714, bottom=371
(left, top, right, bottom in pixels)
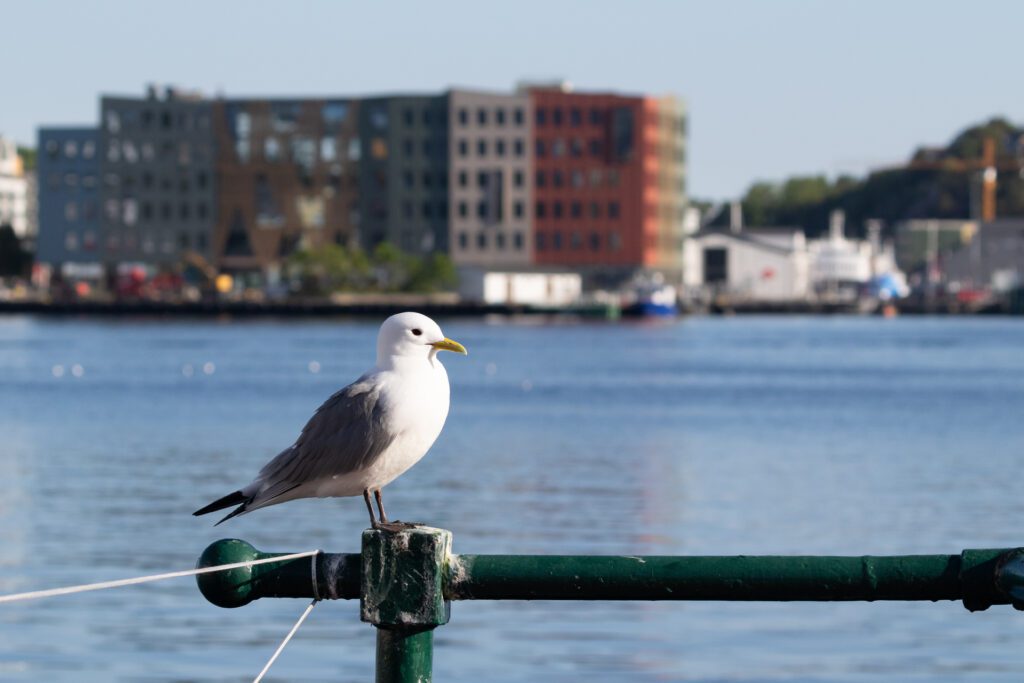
left=1, top=315, right=1023, bottom=681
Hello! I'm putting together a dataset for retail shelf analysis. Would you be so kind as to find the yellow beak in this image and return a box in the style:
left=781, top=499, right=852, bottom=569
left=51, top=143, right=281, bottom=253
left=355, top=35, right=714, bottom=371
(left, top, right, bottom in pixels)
left=431, top=338, right=468, bottom=355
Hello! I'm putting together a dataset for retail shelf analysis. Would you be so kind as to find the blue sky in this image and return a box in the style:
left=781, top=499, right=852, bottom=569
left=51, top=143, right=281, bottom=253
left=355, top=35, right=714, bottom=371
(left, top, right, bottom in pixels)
left=4, top=0, right=1022, bottom=199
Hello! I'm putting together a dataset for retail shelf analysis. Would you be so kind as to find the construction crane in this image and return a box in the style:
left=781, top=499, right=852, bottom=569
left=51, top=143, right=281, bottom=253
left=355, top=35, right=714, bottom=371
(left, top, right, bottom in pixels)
left=908, top=137, right=1023, bottom=222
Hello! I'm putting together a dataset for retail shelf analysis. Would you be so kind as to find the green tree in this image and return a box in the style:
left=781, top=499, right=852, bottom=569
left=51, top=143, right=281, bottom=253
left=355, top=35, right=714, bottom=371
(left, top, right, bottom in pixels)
left=286, top=243, right=371, bottom=295
left=731, top=117, right=1024, bottom=238
left=17, top=147, right=37, bottom=172
left=946, top=117, right=1020, bottom=161
left=741, top=181, right=778, bottom=226
left=404, top=252, right=458, bottom=293
left=371, top=242, right=411, bottom=292
left=284, top=242, right=458, bottom=296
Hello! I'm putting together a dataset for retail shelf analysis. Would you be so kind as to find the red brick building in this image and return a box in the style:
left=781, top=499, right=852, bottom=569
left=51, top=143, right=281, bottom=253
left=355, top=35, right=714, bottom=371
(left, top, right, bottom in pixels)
left=529, top=86, right=686, bottom=281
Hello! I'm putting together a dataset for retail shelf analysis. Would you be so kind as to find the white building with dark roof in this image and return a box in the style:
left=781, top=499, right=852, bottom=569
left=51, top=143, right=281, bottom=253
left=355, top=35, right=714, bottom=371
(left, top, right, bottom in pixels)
left=683, top=226, right=809, bottom=301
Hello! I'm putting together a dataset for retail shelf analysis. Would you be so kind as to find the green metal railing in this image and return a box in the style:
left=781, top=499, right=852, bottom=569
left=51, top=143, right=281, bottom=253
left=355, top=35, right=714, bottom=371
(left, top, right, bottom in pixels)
left=196, top=527, right=1024, bottom=682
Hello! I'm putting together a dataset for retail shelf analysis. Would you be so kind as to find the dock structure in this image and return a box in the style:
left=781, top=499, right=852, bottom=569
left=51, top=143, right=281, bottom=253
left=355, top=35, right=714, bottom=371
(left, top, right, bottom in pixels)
left=197, top=528, right=1024, bottom=682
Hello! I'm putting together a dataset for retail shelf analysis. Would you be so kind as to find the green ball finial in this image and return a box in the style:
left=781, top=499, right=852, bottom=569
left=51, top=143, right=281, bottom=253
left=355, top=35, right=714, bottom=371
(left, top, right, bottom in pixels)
left=196, top=538, right=261, bottom=608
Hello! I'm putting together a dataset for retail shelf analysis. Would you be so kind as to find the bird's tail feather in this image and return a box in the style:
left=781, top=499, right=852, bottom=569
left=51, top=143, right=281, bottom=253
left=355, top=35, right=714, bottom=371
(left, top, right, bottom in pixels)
left=193, top=490, right=248, bottom=517
left=214, top=503, right=250, bottom=526
left=194, top=483, right=303, bottom=525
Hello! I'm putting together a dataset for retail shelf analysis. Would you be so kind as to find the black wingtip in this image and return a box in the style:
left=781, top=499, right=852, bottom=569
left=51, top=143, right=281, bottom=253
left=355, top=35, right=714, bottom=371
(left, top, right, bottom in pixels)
left=193, top=490, right=247, bottom=517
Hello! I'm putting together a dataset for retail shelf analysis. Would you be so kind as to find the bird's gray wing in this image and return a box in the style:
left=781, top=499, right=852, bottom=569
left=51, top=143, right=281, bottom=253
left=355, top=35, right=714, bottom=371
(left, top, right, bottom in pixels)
left=254, top=376, right=396, bottom=490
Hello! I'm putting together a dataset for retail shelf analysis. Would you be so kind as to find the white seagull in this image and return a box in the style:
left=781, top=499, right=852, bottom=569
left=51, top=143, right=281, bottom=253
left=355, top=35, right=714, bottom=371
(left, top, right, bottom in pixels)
left=194, top=312, right=467, bottom=530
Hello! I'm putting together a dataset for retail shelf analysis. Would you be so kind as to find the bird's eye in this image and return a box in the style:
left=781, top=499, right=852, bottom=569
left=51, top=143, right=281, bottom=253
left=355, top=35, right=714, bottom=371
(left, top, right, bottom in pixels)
left=411, top=328, right=423, bottom=336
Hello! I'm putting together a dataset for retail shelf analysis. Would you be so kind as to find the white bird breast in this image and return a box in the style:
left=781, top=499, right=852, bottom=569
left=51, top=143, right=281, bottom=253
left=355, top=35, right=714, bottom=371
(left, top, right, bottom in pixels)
left=317, top=361, right=451, bottom=497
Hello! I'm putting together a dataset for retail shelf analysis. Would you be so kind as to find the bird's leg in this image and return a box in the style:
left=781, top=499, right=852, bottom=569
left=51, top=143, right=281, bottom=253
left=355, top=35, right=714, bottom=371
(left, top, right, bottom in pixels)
left=362, top=489, right=379, bottom=529
left=370, top=488, right=417, bottom=532
left=374, top=489, right=389, bottom=523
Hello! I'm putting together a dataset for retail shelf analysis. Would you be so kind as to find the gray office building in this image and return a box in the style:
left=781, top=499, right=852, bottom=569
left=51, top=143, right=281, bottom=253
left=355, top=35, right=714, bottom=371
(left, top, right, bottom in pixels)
left=447, top=89, right=532, bottom=268
left=99, top=86, right=216, bottom=266
left=36, top=127, right=102, bottom=266
left=357, top=95, right=450, bottom=254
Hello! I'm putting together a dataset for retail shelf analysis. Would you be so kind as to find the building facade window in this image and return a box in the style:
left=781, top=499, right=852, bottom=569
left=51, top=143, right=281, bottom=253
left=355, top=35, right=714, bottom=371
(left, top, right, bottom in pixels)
left=265, top=137, right=281, bottom=161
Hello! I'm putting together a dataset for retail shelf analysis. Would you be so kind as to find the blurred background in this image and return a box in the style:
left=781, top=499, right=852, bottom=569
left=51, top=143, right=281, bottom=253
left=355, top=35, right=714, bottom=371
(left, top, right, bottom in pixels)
left=1, top=1, right=1024, bottom=681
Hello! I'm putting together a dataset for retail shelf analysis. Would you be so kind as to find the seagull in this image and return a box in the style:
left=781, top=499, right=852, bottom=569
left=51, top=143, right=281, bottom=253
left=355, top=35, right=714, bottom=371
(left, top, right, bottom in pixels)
left=193, top=312, right=466, bottom=531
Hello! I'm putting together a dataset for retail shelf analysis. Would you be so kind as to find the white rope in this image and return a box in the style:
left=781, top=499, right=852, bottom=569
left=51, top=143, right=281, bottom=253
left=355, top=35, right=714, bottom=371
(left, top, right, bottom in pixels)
left=0, top=550, right=320, bottom=604
left=252, top=599, right=318, bottom=683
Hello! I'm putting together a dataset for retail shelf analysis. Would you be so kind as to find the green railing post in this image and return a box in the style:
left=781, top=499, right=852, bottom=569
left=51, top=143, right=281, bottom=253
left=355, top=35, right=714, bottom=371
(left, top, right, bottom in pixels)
left=361, top=527, right=451, bottom=683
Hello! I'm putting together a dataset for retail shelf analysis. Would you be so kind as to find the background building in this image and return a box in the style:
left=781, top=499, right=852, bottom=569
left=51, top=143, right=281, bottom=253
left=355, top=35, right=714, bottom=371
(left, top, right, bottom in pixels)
left=35, top=128, right=101, bottom=270
left=360, top=95, right=450, bottom=255
left=895, top=219, right=978, bottom=275
left=99, top=87, right=216, bottom=269
left=941, top=219, right=1024, bottom=293
left=529, top=86, right=687, bottom=284
left=447, top=89, right=532, bottom=269
left=213, top=97, right=362, bottom=279
left=0, top=136, right=30, bottom=238
left=35, top=83, right=688, bottom=292
left=684, top=226, right=810, bottom=302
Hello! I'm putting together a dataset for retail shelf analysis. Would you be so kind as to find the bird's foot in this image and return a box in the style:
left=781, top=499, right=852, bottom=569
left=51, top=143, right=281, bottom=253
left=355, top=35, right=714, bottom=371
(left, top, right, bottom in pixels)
left=371, top=520, right=419, bottom=533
